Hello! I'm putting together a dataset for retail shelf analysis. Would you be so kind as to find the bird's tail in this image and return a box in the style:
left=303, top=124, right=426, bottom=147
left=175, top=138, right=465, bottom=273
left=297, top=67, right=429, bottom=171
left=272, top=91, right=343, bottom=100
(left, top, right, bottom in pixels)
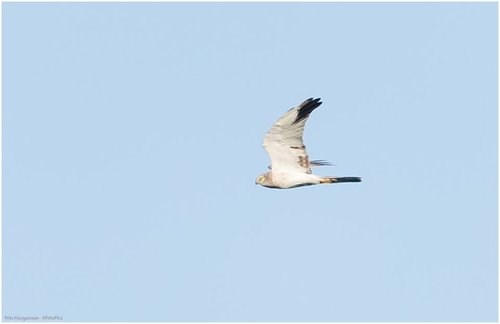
left=320, top=176, right=362, bottom=184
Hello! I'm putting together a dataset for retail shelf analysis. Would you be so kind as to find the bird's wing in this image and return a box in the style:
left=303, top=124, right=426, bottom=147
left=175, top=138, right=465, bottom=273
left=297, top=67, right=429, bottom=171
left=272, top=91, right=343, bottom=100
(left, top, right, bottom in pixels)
left=263, top=98, right=322, bottom=174
left=267, top=160, right=332, bottom=170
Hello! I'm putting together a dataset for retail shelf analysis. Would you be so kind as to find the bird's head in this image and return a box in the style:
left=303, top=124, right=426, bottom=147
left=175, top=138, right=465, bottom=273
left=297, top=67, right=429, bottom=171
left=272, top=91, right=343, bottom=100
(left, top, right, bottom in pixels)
left=255, top=173, right=273, bottom=187
left=255, top=174, right=268, bottom=186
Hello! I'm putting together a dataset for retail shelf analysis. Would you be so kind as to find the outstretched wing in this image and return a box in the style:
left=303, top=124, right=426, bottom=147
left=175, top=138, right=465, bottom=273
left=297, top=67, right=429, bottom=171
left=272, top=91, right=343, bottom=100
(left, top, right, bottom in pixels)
left=263, top=98, right=322, bottom=174
left=267, top=160, right=332, bottom=170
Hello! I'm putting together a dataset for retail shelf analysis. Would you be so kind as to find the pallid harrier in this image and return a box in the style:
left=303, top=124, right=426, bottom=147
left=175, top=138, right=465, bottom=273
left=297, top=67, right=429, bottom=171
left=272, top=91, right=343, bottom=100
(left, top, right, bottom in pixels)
left=255, top=98, right=361, bottom=189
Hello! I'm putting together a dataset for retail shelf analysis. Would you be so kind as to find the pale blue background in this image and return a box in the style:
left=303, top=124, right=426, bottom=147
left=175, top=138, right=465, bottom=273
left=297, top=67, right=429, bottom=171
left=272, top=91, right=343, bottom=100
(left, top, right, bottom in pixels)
left=3, top=3, right=497, bottom=321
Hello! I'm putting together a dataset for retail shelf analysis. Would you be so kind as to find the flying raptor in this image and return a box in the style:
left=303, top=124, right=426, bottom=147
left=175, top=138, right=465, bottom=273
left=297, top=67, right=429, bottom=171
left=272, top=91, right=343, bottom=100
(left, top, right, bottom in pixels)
left=255, top=98, right=361, bottom=189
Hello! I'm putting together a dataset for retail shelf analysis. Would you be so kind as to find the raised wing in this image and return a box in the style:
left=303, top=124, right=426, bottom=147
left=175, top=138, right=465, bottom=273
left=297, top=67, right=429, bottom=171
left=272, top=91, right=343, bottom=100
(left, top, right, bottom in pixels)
left=263, top=98, right=322, bottom=174
left=267, top=160, right=332, bottom=170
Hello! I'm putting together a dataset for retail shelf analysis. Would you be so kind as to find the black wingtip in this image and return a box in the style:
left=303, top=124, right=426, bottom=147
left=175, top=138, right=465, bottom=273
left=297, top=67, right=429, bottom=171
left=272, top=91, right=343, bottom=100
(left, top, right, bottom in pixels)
left=310, top=160, right=332, bottom=166
left=293, top=98, right=322, bottom=124
left=334, top=177, right=362, bottom=183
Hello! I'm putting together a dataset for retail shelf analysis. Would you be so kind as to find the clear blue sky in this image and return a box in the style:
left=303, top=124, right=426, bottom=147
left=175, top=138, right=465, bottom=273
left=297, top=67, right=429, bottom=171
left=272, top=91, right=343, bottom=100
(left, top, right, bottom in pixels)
left=3, top=2, right=497, bottom=321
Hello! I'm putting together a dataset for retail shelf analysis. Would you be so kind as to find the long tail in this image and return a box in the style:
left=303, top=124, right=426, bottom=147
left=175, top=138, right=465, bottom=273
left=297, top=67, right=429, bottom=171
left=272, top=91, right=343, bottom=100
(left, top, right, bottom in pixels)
left=320, top=176, right=362, bottom=184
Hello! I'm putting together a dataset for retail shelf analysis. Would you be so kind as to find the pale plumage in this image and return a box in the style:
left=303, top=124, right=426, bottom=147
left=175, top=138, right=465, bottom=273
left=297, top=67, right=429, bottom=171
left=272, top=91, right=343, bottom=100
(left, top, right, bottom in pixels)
left=255, top=98, right=361, bottom=189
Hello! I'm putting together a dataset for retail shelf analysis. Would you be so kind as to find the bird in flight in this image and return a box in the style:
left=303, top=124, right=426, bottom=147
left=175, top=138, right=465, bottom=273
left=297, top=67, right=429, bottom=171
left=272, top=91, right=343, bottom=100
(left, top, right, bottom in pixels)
left=255, top=98, right=361, bottom=189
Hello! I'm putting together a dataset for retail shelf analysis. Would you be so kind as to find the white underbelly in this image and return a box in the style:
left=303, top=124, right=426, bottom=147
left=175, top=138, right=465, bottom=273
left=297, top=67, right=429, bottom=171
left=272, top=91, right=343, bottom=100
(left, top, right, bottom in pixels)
left=272, top=172, right=321, bottom=188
